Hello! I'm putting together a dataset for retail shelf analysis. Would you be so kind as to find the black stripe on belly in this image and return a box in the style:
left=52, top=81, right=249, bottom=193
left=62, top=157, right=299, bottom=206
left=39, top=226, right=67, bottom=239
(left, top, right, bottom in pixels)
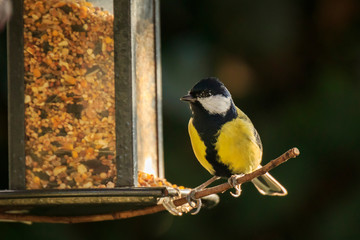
left=191, top=103, right=237, bottom=178
left=204, top=139, right=233, bottom=178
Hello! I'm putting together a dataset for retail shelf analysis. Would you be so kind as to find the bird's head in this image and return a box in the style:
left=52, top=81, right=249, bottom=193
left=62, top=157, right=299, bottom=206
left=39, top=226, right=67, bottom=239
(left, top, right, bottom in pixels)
left=180, top=77, right=233, bottom=116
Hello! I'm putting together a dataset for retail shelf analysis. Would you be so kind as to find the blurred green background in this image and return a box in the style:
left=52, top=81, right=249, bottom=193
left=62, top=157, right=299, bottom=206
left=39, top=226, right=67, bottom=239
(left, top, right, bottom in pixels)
left=1, top=0, right=360, bottom=239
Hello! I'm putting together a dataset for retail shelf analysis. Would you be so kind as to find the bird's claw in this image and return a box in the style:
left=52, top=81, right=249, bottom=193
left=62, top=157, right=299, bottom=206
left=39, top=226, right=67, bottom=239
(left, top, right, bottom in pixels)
left=230, top=184, right=242, bottom=197
left=161, top=196, right=183, bottom=216
left=186, top=189, right=202, bottom=215
left=228, top=174, right=243, bottom=198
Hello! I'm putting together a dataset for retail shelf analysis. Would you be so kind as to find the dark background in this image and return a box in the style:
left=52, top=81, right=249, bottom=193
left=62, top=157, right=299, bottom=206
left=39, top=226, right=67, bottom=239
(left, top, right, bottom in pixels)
left=1, top=0, right=360, bottom=239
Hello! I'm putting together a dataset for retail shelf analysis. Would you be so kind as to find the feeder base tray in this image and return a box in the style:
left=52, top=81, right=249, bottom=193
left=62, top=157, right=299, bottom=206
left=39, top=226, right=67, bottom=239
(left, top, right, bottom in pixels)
left=0, top=187, right=172, bottom=216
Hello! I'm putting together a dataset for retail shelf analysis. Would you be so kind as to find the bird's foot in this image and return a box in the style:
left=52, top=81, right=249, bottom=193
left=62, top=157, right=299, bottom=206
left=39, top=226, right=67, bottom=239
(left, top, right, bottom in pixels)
left=186, top=189, right=202, bottom=215
left=228, top=174, right=244, bottom=197
left=162, top=196, right=183, bottom=216
left=185, top=176, right=220, bottom=215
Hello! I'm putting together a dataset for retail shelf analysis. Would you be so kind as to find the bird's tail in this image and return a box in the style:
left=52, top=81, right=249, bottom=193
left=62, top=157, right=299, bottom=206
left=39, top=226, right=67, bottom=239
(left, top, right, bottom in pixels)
left=251, top=172, right=287, bottom=196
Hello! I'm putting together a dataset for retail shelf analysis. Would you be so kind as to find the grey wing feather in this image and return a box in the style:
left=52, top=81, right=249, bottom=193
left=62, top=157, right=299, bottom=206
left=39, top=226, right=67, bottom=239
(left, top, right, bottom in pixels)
left=253, top=128, right=263, bottom=152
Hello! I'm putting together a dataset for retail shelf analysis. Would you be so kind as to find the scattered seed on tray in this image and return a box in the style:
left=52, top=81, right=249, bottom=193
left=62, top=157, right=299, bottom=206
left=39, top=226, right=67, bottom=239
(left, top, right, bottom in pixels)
left=137, top=171, right=186, bottom=189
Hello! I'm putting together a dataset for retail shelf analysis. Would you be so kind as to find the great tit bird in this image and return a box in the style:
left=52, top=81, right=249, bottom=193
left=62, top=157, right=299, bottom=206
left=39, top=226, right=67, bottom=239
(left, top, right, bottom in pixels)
left=181, top=77, right=287, bottom=199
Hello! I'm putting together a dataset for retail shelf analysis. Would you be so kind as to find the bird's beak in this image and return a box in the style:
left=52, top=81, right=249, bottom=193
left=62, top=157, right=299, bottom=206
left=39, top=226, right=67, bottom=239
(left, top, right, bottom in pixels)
left=180, top=94, right=196, bottom=102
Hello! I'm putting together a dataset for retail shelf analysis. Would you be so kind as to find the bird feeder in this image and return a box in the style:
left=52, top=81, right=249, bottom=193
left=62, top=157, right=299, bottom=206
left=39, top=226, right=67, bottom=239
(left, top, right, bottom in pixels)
left=0, top=0, right=173, bottom=217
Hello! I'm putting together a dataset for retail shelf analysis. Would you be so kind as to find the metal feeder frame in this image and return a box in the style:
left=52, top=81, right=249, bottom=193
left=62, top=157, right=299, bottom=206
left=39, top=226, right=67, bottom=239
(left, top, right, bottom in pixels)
left=0, top=0, right=170, bottom=217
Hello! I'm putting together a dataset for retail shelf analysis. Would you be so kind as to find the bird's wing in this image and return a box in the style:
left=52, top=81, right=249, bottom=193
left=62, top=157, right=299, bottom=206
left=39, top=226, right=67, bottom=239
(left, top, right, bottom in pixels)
left=235, top=107, right=263, bottom=151
left=252, top=127, right=263, bottom=152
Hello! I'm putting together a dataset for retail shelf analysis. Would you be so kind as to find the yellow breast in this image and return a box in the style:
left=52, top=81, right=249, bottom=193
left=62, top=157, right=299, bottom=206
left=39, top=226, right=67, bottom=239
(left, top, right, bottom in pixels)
left=188, top=118, right=215, bottom=175
left=215, top=108, right=262, bottom=174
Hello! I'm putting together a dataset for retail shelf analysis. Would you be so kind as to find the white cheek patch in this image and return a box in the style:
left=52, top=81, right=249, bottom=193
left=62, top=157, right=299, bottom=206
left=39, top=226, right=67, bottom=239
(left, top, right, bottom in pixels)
left=198, top=95, right=232, bottom=116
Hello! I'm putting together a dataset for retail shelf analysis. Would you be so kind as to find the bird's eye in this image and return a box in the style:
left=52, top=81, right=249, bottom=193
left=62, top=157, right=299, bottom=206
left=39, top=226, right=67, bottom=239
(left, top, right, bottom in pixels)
left=189, top=91, right=198, bottom=97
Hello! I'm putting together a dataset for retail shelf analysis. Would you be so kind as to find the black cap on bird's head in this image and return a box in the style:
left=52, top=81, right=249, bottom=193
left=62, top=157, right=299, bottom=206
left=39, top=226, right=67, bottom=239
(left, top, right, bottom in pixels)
left=180, top=77, right=231, bottom=102
left=181, top=77, right=233, bottom=116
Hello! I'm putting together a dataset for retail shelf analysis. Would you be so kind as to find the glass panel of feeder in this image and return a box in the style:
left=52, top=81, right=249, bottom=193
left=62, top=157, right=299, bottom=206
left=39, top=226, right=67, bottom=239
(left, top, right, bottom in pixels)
left=23, top=0, right=116, bottom=189
left=134, top=1, right=159, bottom=178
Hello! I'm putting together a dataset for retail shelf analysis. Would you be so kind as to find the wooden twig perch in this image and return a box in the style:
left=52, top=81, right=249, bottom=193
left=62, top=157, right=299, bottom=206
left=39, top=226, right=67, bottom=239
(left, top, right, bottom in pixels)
left=0, top=147, right=299, bottom=224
